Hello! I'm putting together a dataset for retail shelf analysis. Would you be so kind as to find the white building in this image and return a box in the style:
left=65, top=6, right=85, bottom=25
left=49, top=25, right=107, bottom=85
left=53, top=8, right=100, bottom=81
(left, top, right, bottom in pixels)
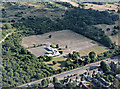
left=46, top=46, right=60, bottom=57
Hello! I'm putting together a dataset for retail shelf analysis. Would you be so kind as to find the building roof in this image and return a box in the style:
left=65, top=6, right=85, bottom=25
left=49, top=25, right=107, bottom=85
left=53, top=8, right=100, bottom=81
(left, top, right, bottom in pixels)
left=116, top=74, right=120, bottom=78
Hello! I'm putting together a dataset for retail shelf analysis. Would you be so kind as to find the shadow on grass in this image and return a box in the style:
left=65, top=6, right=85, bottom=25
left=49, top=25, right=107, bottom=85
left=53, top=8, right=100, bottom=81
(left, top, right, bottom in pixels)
left=57, top=60, right=66, bottom=67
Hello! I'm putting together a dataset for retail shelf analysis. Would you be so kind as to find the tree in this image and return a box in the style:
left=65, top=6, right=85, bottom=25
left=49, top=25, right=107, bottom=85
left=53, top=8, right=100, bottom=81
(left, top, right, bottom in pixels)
left=54, top=83, right=64, bottom=89
left=53, top=77, right=58, bottom=83
left=89, top=51, right=96, bottom=59
left=100, top=61, right=111, bottom=73
left=48, top=35, right=52, bottom=38
left=106, top=74, right=114, bottom=82
left=89, top=51, right=96, bottom=62
left=59, top=51, right=63, bottom=54
left=106, top=28, right=110, bottom=31
left=116, top=67, right=120, bottom=74
left=81, top=76, right=85, bottom=81
left=67, top=81, right=76, bottom=87
left=85, top=57, right=91, bottom=64
left=95, top=73, right=100, bottom=78
left=65, top=45, right=68, bottom=49
left=113, top=78, right=120, bottom=88
left=53, top=61, right=57, bottom=65
left=41, top=79, right=47, bottom=86
left=56, top=44, right=59, bottom=48
left=50, top=44, right=54, bottom=48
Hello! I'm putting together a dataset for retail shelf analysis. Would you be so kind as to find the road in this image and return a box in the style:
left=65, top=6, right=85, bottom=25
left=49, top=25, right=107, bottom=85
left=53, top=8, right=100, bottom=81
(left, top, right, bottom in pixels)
left=17, top=56, right=119, bottom=87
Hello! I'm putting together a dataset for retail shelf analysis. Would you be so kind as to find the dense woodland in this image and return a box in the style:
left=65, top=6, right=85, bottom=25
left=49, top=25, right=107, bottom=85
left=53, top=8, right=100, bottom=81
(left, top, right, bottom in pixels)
left=2, top=33, right=56, bottom=87
left=1, top=2, right=120, bottom=87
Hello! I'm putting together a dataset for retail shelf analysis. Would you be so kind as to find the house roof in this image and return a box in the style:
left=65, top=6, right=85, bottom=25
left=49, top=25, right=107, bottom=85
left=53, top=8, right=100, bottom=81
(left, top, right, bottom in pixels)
left=116, top=74, right=120, bottom=78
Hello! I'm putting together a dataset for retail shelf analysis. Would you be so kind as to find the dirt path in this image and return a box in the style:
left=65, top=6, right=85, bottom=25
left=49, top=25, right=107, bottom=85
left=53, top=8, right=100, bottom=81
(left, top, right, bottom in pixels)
left=0, top=31, right=15, bottom=44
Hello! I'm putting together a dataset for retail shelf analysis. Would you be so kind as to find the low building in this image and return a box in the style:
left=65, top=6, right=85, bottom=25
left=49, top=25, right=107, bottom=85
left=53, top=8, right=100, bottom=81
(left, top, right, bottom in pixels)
left=116, top=74, right=120, bottom=80
left=97, top=78, right=110, bottom=88
left=46, top=46, right=60, bottom=56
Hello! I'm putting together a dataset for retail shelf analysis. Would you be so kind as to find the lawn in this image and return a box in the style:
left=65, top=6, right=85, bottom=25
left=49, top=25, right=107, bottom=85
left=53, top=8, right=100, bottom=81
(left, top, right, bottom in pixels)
left=45, top=56, right=67, bottom=70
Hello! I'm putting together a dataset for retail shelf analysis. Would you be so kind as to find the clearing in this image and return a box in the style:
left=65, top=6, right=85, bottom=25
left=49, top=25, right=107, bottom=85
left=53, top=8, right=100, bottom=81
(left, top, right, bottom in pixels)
left=84, top=3, right=118, bottom=12
left=22, top=30, right=108, bottom=70
left=22, top=30, right=107, bottom=57
left=93, top=21, right=119, bottom=45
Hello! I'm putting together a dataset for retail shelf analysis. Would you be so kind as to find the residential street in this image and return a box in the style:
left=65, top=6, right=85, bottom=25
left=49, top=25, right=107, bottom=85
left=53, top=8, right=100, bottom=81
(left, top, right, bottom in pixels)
left=17, top=56, right=119, bottom=87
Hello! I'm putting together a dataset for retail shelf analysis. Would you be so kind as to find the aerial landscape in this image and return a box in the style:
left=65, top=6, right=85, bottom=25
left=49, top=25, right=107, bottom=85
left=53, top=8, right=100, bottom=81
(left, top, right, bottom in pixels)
left=0, top=1, right=120, bottom=89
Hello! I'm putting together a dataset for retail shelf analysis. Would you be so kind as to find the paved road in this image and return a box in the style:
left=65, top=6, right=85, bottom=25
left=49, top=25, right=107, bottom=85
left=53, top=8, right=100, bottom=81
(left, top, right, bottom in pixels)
left=17, top=56, right=119, bottom=87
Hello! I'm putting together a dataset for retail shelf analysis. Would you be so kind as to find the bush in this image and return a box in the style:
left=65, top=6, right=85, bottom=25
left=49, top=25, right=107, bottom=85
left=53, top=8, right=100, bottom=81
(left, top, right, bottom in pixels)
left=59, top=51, right=63, bottom=54
left=50, top=44, right=55, bottom=48
left=53, top=61, right=57, bottom=65
left=56, top=44, right=59, bottom=48
left=106, top=28, right=110, bottom=31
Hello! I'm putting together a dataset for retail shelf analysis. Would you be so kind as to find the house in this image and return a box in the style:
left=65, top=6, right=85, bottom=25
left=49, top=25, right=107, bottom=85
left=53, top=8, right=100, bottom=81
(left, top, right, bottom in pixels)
left=46, top=46, right=53, bottom=51
left=97, top=78, right=110, bottom=88
left=116, top=74, right=120, bottom=80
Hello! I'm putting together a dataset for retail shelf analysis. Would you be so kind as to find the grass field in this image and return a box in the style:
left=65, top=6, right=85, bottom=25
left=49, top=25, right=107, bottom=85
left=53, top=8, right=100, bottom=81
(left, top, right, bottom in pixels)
left=22, top=30, right=105, bottom=57
left=44, top=45, right=108, bottom=70
left=84, top=3, right=118, bottom=12
left=22, top=30, right=108, bottom=70
left=93, top=21, right=119, bottom=45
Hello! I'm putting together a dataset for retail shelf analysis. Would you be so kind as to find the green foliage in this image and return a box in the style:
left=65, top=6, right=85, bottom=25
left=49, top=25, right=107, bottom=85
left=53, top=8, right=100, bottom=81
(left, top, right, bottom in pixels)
left=106, top=28, right=110, bottom=31
left=2, top=33, right=55, bottom=87
left=100, top=61, right=111, bottom=73
left=13, top=8, right=119, bottom=47
left=56, top=44, right=59, bottom=48
left=53, top=61, right=57, bottom=65
left=85, top=57, right=91, bottom=64
left=112, top=78, right=120, bottom=89
left=38, top=55, right=53, bottom=62
left=111, top=29, right=118, bottom=36
left=95, top=73, right=101, bottom=78
left=89, top=51, right=96, bottom=62
left=107, top=75, right=114, bottom=82
left=54, top=82, right=64, bottom=89
left=89, top=51, right=96, bottom=59
left=81, top=76, right=85, bottom=81
left=59, top=51, right=63, bottom=54
left=48, top=35, right=52, bottom=38
left=66, top=81, right=77, bottom=87
left=116, top=67, right=120, bottom=74
left=41, top=79, right=47, bottom=86
left=50, top=44, right=55, bottom=48
left=53, top=77, right=58, bottom=83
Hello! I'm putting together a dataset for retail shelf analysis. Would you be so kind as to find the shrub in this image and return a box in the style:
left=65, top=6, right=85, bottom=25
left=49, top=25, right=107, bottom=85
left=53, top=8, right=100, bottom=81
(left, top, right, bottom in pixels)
left=50, top=44, right=54, bottom=48
left=53, top=61, right=57, bottom=65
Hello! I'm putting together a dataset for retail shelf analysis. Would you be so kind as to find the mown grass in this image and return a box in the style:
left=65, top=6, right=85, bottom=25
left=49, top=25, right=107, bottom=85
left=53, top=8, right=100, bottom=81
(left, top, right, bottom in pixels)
left=45, top=56, right=67, bottom=70
left=79, top=45, right=109, bottom=56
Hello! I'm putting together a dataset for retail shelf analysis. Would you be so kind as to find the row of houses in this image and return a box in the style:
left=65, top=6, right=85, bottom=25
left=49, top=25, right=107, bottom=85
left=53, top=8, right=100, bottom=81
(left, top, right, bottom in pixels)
left=84, top=68, right=111, bottom=88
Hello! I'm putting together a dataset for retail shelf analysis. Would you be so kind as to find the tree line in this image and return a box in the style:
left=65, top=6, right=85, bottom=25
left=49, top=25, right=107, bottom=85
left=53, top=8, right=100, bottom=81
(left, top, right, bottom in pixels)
left=13, top=8, right=119, bottom=48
